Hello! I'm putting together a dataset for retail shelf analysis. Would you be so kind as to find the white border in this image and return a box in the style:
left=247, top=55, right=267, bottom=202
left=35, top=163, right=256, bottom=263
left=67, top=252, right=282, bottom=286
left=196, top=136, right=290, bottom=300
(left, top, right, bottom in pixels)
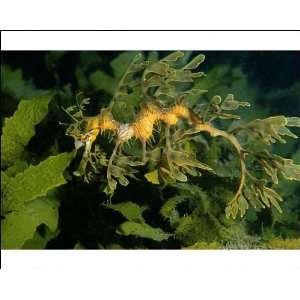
left=1, top=250, right=300, bottom=300
left=1, top=0, right=300, bottom=30
left=1, top=31, right=300, bottom=51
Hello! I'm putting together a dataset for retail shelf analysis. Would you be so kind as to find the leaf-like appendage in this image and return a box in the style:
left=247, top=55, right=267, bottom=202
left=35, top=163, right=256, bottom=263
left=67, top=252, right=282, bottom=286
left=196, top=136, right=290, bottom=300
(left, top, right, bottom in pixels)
left=225, top=194, right=249, bottom=219
left=254, top=151, right=300, bottom=182
left=2, top=152, right=74, bottom=213
left=286, top=117, right=300, bottom=127
left=161, top=148, right=213, bottom=183
left=161, top=51, right=184, bottom=63
left=144, top=169, right=160, bottom=184
left=117, top=221, right=172, bottom=242
left=112, top=90, right=141, bottom=123
left=183, top=54, right=205, bottom=70
left=277, top=157, right=300, bottom=181
left=170, top=149, right=213, bottom=171
left=226, top=181, right=284, bottom=219
left=105, top=154, right=140, bottom=196
left=144, top=62, right=170, bottom=80
left=200, top=94, right=250, bottom=122
left=245, top=116, right=299, bottom=145
left=1, top=197, right=59, bottom=249
left=1, top=95, right=52, bottom=166
left=221, top=94, right=250, bottom=110
left=167, top=69, right=195, bottom=83
left=110, top=201, right=147, bottom=222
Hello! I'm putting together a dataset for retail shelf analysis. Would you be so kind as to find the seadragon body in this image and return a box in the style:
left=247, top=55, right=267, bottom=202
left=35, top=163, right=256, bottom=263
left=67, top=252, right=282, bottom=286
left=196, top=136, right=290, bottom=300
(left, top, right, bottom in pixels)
left=73, top=101, right=246, bottom=209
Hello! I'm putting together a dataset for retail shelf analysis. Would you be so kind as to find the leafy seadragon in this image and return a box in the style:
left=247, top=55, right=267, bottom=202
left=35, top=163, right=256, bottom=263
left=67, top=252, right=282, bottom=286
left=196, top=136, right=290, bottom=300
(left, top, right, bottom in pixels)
left=65, top=52, right=300, bottom=219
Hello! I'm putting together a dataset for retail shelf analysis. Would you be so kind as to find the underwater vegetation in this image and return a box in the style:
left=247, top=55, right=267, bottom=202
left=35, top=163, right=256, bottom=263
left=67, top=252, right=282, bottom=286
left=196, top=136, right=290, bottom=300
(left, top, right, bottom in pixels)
left=1, top=51, right=300, bottom=249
